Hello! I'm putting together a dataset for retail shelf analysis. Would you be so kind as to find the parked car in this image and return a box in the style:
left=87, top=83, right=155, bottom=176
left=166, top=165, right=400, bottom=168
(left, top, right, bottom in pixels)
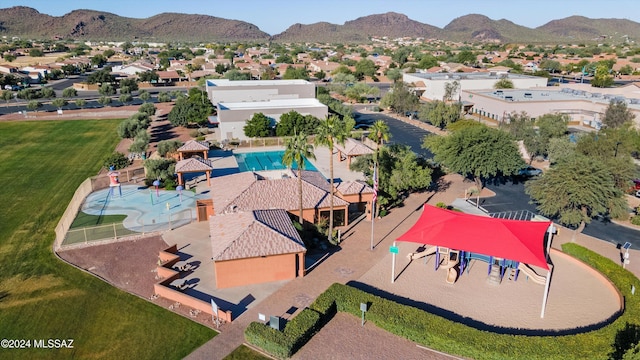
left=635, top=189, right=640, bottom=198
left=518, top=166, right=542, bottom=177
left=354, top=123, right=370, bottom=130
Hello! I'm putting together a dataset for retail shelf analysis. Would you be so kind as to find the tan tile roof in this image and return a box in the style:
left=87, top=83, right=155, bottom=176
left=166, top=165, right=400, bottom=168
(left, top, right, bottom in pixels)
left=175, top=157, right=213, bottom=173
left=335, top=180, right=374, bottom=196
left=178, top=140, right=209, bottom=152
left=299, top=170, right=331, bottom=192
left=210, top=172, right=348, bottom=214
left=210, top=209, right=306, bottom=261
left=334, top=138, right=374, bottom=157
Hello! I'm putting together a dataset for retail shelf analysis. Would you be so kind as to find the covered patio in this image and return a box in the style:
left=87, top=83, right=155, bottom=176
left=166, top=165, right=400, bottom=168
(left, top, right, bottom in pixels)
left=175, top=156, right=213, bottom=186
left=334, top=138, right=374, bottom=167
left=177, top=140, right=210, bottom=160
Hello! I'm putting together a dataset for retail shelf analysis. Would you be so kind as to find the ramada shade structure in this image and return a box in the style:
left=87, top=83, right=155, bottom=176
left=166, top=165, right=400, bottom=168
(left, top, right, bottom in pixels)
left=397, top=205, right=551, bottom=269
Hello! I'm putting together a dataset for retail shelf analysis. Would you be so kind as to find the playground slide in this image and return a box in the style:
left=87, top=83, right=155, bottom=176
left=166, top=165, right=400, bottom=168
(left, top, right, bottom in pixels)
left=446, top=268, right=458, bottom=284
left=407, top=246, right=438, bottom=260
left=440, top=250, right=460, bottom=270
left=518, top=264, right=547, bottom=285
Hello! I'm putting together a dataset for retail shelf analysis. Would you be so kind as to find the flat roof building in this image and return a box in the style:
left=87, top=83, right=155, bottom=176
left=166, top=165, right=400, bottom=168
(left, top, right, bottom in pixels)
left=403, top=72, right=548, bottom=102
left=206, top=79, right=316, bottom=104
left=215, top=98, right=328, bottom=141
left=462, top=83, right=640, bottom=128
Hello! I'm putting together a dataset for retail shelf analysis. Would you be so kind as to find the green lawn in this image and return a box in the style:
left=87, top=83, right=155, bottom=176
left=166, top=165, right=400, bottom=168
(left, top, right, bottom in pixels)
left=223, top=345, right=271, bottom=360
left=70, top=212, right=128, bottom=229
left=0, top=120, right=215, bottom=359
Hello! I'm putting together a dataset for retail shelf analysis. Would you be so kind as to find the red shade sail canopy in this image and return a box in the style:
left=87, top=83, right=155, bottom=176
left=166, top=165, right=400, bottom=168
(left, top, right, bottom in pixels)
left=397, top=205, right=551, bottom=269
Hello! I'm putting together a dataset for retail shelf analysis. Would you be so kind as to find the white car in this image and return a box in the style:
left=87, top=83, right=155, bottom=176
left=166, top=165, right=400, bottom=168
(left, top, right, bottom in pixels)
left=635, top=190, right=640, bottom=198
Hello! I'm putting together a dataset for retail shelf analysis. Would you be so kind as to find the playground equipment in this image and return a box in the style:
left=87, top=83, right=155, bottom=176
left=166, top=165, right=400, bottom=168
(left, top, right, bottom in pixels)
left=107, top=166, right=122, bottom=197
left=407, top=244, right=545, bottom=286
left=407, top=246, right=460, bottom=284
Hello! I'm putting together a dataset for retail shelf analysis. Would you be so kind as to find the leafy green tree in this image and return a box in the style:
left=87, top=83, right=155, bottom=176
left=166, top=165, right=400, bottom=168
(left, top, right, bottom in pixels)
left=41, top=87, right=56, bottom=99
left=99, top=83, right=116, bottom=96
left=456, top=50, right=476, bottom=65
left=535, top=113, right=569, bottom=157
left=351, top=144, right=432, bottom=210
left=62, top=87, right=77, bottom=98
left=75, top=98, right=87, bottom=108
left=120, top=78, right=138, bottom=93
left=525, top=154, right=627, bottom=235
left=98, top=96, right=112, bottom=107
left=315, top=115, right=355, bottom=242
left=87, top=68, right=115, bottom=84
left=380, top=82, right=419, bottom=115
left=138, top=70, right=159, bottom=83
left=29, top=48, right=44, bottom=57
left=282, top=130, right=316, bottom=224
left=275, top=54, right=294, bottom=64
left=539, top=59, right=562, bottom=73
left=391, top=47, right=411, bottom=66
left=547, top=136, right=576, bottom=164
left=26, top=100, right=41, bottom=112
left=494, top=78, right=514, bottom=89
left=157, top=140, right=184, bottom=157
left=386, top=68, right=403, bottom=83
left=103, top=152, right=129, bottom=170
left=129, top=130, right=150, bottom=155
left=424, top=124, right=524, bottom=190
left=144, top=158, right=176, bottom=183
left=90, top=54, right=107, bottom=67
left=167, top=88, right=214, bottom=127
left=443, top=80, right=460, bottom=102
left=139, top=102, right=156, bottom=117
left=355, top=59, right=378, bottom=80
left=344, top=83, right=379, bottom=103
left=603, top=99, right=635, bottom=128
left=224, top=70, right=251, bottom=80
left=51, top=98, right=67, bottom=110
left=119, top=93, right=133, bottom=105
left=1, top=90, right=13, bottom=104
left=244, top=113, right=273, bottom=137
left=139, top=90, right=151, bottom=103
left=276, top=111, right=320, bottom=137
left=418, top=100, right=461, bottom=129
left=157, top=92, right=171, bottom=102
left=592, top=64, right=614, bottom=88
left=103, top=49, right=116, bottom=58
left=282, top=66, right=309, bottom=80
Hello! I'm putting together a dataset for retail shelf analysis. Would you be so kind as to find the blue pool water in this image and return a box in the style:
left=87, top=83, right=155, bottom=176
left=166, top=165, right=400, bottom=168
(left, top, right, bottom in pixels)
left=234, top=150, right=317, bottom=172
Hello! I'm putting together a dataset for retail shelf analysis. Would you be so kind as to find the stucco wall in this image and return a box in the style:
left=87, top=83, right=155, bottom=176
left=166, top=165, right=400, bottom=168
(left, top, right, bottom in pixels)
left=214, top=252, right=300, bottom=288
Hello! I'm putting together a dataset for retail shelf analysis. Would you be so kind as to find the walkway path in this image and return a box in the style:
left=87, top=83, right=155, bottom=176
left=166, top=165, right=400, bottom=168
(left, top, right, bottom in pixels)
left=185, top=171, right=640, bottom=359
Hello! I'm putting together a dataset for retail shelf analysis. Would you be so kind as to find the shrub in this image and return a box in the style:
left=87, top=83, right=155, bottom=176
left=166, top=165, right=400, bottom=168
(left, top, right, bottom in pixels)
left=631, top=216, right=640, bottom=226
left=247, top=244, right=640, bottom=360
left=103, top=152, right=129, bottom=170
left=157, top=139, right=183, bottom=157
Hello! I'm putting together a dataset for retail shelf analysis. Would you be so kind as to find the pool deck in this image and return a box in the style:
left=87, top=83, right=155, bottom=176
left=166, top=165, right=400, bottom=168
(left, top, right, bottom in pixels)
left=205, top=145, right=366, bottom=185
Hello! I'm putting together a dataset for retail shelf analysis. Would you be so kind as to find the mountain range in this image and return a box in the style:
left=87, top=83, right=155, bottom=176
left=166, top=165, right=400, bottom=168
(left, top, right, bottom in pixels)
left=1, top=6, right=639, bottom=44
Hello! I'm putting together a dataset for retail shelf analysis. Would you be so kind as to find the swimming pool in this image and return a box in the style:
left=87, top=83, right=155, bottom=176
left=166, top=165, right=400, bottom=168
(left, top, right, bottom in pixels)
left=234, top=150, right=318, bottom=172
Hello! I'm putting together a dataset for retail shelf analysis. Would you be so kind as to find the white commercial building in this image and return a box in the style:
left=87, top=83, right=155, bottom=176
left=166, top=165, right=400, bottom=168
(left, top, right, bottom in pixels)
left=216, top=98, right=328, bottom=141
left=206, top=79, right=316, bottom=104
left=462, top=83, right=640, bottom=128
left=403, top=72, right=548, bottom=102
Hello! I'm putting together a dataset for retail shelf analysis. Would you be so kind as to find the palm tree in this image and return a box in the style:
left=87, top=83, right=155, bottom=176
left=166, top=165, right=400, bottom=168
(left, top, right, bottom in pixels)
left=367, top=120, right=391, bottom=215
left=282, top=129, right=316, bottom=224
left=368, top=119, right=391, bottom=160
left=315, top=115, right=355, bottom=243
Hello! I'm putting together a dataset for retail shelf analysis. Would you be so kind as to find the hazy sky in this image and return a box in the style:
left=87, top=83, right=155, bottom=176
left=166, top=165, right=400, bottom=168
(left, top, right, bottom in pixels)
left=5, top=0, right=640, bottom=35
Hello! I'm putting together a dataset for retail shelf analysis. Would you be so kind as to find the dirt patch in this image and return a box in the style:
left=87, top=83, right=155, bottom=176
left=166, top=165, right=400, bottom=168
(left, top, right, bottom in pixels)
left=57, top=235, right=218, bottom=328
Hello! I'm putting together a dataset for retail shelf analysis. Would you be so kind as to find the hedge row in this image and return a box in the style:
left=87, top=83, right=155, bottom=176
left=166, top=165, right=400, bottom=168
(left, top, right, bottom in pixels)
left=246, top=244, right=640, bottom=359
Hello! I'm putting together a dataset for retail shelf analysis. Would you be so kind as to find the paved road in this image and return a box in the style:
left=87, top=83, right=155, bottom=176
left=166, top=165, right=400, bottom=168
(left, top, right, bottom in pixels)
left=360, top=110, right=640, bottom=247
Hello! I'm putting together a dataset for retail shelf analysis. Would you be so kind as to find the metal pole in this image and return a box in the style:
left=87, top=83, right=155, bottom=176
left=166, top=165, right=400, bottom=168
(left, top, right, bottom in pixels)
left=370, top=198, right=376, bottom=250
left=391, top=241, right=397, bottom=283
left=540, top=264, right=553, bottom=318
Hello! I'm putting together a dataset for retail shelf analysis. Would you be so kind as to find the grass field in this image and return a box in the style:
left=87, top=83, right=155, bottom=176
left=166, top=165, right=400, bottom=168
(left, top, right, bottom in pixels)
left=223, top=345, right=271, bottom=360
left=0, top=120, right=215, bottom=359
